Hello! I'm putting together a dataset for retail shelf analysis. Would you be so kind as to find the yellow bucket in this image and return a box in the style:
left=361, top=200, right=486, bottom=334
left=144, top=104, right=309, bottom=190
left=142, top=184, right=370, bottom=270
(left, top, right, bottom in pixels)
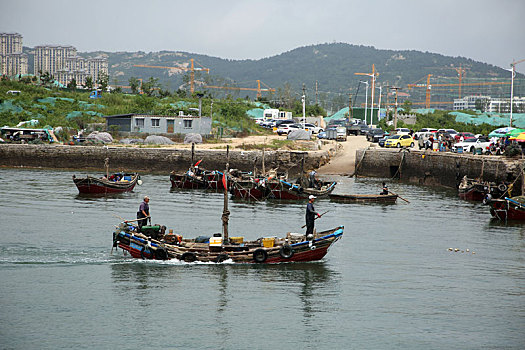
left=230, top=237, right=244, bottom=244
left=262, top=237, right=275, bottom=248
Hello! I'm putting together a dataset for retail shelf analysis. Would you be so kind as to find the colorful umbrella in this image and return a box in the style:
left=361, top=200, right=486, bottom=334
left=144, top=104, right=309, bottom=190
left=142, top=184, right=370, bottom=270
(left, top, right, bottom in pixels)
left=505, top=128, right=525, bottom=137
left=489, top=127, right=515, bottom=138
left=512, top=133, right=525, bottom=142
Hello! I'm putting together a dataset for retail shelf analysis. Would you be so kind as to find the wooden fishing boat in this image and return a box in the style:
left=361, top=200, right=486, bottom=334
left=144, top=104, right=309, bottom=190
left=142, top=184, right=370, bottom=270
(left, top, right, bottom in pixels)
left=73, top=172, right=140, bottom=194
left=112, top=223, right=344, bottom=263
left=329, top=193, right=398, bottom=203
left=486, top=196, right=525, bottom=221
left=231, top=179, right=337, bottom=200
left=458, top=176, right=507, bottom=201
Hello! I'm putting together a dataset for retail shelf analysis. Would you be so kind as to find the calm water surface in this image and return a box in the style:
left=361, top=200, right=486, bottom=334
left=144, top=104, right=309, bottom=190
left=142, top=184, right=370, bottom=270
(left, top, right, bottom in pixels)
left=0, top=168, right=523, bottom=349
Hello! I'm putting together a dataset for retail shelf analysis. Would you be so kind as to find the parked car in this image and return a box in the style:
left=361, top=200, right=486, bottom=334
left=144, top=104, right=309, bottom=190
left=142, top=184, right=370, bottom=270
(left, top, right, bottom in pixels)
left=366, top=128, right=386, bottom=142
left=385, top=134, right=414, bottom=148
left=378, top=135, right=394, bottom=147
left=276, top=123, right=301, bottom=135
left=417, top=132, right=436, bottom=150
left=471, top=136, right=493, bottom=154
left=414, top=128, right=437, bottom=139
left=437, top=129, right=458, bottom=138
left=317, top=130, right=327, bottom=139
left=336, top=126, right=347, bottom=141
left=273, top=120, right=296, bottom=132
left=452, top=137, right=490, bottom=153
left=394, top=128, right=411, bottom=135
left=303, top=123, right=323, bottom=134
left=454, top=132, right=476, bottom=142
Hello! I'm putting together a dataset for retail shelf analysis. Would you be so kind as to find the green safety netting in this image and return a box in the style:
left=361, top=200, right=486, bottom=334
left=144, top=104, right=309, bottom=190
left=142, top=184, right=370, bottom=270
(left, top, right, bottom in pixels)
left=413, top=108, right=436, bottom=114
left=253, top=102, right=270, bottom=109
left=246, top=108, right=264, bottom=119
left=170, top=101, right=193, bottom=109
left=452, top=111, right=525, bottom=128
left=0, top=100, right=23, bottom=113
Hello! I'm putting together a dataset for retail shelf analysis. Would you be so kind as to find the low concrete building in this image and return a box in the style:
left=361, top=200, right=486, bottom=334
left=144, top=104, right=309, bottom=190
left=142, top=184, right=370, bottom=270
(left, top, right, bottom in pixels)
left=104, top=113, right=212, bottom=135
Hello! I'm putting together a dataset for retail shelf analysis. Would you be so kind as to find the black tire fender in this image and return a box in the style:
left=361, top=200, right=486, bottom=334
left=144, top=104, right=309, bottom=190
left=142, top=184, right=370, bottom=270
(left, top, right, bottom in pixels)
left=181, top=252, right=197, bottom=263
left=279, top=244, right=294, bottom=259
left=253, top=248, right=268, bottom=263
left=154, top=247, right=168, bottom=260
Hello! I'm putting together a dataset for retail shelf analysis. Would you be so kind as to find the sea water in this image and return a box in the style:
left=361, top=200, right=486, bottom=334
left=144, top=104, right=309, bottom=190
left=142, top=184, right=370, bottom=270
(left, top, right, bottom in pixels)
left=0, top=168, right=523, bottom=349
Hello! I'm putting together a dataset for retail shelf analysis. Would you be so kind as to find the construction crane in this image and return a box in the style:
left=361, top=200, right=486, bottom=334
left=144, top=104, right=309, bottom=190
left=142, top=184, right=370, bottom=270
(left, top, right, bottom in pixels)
left=204, top=80, right=275, bottom=99
left=407, top=75, right=511, bottom=108
left=112, top=78, right=143, bottom=94
left=133, top=59, right=209, bottom=93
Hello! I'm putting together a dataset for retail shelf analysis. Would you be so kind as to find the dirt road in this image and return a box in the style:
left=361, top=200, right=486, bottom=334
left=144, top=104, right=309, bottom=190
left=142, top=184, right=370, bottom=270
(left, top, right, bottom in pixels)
left=317, top=135, right=370, bottom=176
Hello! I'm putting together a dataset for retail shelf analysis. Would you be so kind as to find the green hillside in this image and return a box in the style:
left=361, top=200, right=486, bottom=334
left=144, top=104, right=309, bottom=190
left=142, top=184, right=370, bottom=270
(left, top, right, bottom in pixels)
left=77, top=43, right=523, bottom=112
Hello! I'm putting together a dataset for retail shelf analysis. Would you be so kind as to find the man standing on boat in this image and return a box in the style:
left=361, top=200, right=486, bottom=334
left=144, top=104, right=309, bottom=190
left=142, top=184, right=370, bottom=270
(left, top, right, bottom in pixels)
left=137, top=196, right=150, bottom=229
left=306, top=195, right=321, bottom=240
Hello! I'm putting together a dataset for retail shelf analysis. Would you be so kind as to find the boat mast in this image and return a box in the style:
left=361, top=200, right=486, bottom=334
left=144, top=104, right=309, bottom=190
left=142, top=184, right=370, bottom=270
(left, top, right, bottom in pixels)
left=222, top=145, right=230, bottom=242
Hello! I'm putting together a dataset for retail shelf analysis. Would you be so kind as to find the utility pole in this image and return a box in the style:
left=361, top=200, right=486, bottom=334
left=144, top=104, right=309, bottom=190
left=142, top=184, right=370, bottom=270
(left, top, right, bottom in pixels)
left=389, top=86, right=401, bottom=130
left=361, top=81, right=369, bottom=124
left=348, top=94, right=353, bottom=121
left=302, top=84, right=306, bottom=129
left=508, top=59, right=525, bottom=126
left=376, top=85, right=382, bottom=122
left=315, top=80, right=318, bottom=105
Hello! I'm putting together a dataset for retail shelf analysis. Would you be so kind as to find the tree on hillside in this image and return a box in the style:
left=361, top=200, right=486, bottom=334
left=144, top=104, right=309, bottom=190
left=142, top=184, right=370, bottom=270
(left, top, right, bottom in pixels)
left=402, top=100, right=413, bottom=114
left=142, top=77, right=159, bottom=96
left=84, top=76, right=94, bottom=90
left=96, top=72, right=109, bottom=92
left=475, top=98, right=489, bottom=112
left=67, top=78, right=77, bottom=90
left=39, top=70, right=54, bottom=86
left=129, top=77, right=141, bottom=94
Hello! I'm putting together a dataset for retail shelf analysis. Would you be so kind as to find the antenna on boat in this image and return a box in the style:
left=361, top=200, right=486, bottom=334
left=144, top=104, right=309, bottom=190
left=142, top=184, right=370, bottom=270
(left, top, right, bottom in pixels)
left=191, top=143, right=195, bottom=166
left=104, top=157, right=109, bottom=179
left=222, top=145, right=230, bottom=243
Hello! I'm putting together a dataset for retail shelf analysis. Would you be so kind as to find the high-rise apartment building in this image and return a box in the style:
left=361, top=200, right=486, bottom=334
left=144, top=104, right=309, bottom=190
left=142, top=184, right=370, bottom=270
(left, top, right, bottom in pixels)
left=34, top=44, right=108, bottom=87
left=0, top=32, right=28, bottom=77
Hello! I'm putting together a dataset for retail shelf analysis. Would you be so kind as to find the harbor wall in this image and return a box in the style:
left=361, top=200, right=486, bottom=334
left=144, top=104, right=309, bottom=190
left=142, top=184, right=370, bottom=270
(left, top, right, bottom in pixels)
left=355, top=148, right=524, bottom=189
left=0, top=144, right=335, bottom=175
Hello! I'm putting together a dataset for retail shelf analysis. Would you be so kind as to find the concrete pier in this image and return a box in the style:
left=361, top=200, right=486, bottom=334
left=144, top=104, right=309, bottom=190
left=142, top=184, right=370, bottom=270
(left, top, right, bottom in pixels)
left=355, top=148, right=524, bottom=189
left=0, top=144, right=336, bottom=175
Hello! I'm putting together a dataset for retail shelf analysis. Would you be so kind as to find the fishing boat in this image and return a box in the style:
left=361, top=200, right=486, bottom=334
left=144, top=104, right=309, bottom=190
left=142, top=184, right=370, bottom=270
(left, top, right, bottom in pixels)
left=73, top=172, right=140, bottom=194
left=231, top=178, right=337, bottom=200
left=112, top=223, right=344, bottom=263
left=458, top=176, right=507, bottom=201
left=113, top=146, right=344, bottom=263
left=486, top=196, right=525, bottom=221
left=329, top=193, right=398, bottom=203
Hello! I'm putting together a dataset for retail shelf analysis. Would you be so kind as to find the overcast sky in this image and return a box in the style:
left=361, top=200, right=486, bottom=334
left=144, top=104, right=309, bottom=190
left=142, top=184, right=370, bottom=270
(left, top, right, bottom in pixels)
left=2, top=0, right=524, bottom=73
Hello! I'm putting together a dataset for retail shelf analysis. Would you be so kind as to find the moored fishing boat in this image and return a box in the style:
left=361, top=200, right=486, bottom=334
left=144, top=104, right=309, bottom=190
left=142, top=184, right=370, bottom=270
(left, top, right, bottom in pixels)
left=486, top=196, right=525, bottom=221
left=73, top=172, right=140, bottom=194
left=231, top=178, right=337, bottom=200
left=329, top=193, right=398, bottom=203
left=458, top=176, right=507, bottom=201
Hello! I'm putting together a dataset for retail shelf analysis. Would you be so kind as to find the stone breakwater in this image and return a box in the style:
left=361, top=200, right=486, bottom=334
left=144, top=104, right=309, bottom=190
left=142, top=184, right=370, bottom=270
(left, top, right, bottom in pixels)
left=0, top=144, right=336, bottom=175
left=355, top=148, right=524, bottom=188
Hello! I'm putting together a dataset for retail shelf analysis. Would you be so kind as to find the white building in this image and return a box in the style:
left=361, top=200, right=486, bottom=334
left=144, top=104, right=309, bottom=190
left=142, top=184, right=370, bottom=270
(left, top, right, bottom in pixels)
left=34, top=44, right=108, bottom=86
left=454, top=95, right=525, bottom=113
left=453, top=95, right=490, bottom=110
left=263, top=108, right=292, bottom=120
left=0, top=33, right=28, bottom=77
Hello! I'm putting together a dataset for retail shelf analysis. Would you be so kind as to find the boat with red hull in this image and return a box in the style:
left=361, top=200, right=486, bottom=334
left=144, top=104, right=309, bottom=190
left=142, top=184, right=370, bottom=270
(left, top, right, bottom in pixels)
left=458, top=177, right=507, bottom=201
left=487, top=196, right=525, bottom=221
left=73, top=172, right=140, bottom=194
left=113, top=223, right=344, bottom=263
left=231, top=179, right=337, bottom=200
